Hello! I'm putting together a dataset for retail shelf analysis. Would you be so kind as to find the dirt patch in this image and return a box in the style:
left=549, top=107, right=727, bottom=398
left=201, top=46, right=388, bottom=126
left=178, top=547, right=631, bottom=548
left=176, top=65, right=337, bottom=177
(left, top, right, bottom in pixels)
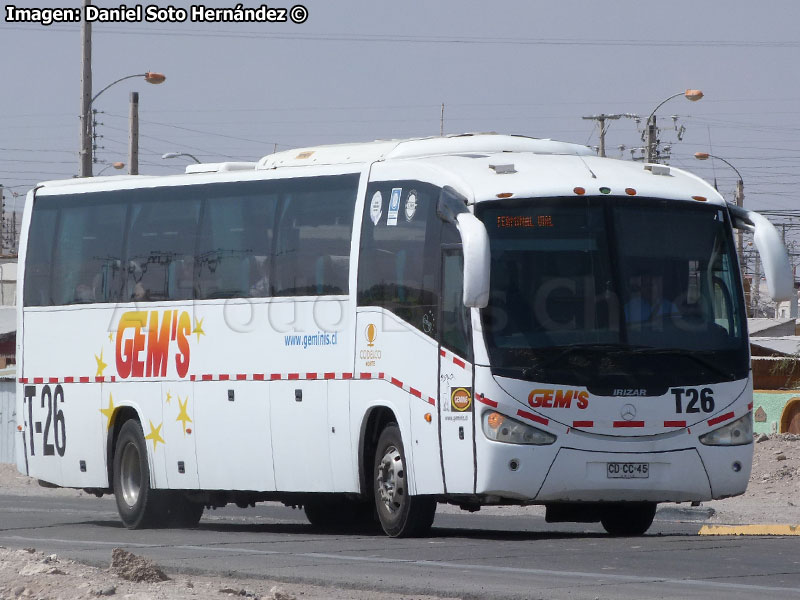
left=110, top=548, right=169, bottom=583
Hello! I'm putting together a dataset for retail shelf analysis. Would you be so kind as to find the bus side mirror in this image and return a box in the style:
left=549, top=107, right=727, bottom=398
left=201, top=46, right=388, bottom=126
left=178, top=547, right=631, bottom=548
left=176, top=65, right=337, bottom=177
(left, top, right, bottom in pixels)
left=729, top=205, right=794, bottom=301
left=437, top=187, right=491, bottom=308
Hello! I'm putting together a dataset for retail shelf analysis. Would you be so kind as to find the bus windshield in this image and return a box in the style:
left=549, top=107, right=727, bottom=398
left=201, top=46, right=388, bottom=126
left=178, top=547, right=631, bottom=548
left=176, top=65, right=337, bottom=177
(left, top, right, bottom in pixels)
left=478, top=197, right=749, bottom=387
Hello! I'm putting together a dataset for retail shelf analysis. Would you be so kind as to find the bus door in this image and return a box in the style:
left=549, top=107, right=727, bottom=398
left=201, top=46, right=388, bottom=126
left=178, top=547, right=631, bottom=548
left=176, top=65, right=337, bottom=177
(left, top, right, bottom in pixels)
left=438, top=247, right=476, bottom=494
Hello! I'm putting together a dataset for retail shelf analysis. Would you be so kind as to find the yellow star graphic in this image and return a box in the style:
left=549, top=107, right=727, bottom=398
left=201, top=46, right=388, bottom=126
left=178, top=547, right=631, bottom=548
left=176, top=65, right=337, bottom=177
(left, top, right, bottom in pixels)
left=95, top=349, right=108, bottom=377
left=108, top=332, right=114, bottom=342
left=165, top=390, right=172, bottom=405
left=176, top=396, right=192, bottom=436
left=144, top=420, right=165, bottom=452
left=192, top=317, right=205, bottom=343
left=100, top=394, right=115, bottom=430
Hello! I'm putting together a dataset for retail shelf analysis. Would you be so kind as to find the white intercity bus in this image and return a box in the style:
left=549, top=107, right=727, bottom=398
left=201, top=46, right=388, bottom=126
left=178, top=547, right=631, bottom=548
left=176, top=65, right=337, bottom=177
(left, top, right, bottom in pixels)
left=16, top=134, right=792, bottom=536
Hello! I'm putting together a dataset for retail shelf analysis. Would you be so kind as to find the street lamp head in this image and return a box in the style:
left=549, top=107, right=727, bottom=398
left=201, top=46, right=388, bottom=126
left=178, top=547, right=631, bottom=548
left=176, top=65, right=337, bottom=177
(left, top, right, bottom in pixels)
left=112, top=161, right=125, bottom=169
left=162, top=152, right=180, bottom=159
left=144, top=72, right=166, bottom=84
left=685, top=89, right=704, bottom=102
left=694, top=152, right=710, bottom=160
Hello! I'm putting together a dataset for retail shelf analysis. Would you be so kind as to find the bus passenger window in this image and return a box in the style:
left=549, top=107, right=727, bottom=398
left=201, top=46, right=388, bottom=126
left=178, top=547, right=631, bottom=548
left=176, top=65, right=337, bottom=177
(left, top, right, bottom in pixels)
left=271, top=175, right=357, bottom=297
left=124, top=192, right=200, bottom=302
left=195, top=183, right=276, bottom=300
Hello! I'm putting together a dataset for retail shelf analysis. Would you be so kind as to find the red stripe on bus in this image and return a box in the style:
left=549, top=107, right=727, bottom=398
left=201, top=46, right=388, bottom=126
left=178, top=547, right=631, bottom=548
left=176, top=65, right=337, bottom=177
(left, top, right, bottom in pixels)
left=573, top=420, right=594, bottom=428
left=236, top=374, right=247, bottom=380
left=343, top=373, right=353, bottom=379
left=49, top=378, right=59, bottom=384
left=306, top=372, right=317, bottom=380
left=269, top=373, right=280, bottom=380
left=79, top=377, right=90, bottom=383
left=476, top=394, right=498, bottom=408
left=516, top=410, right=549, bottom=426
left=409, top=387, right=422, bottom=399
left=427, top=397, right=436, bottom=406
left=33, top=378, right=43, bottom=384
left=440, top=349, right=446, bottom=357
left=324, top=372, right=336, bottom=380
left=664, top=420, right=687, bottom=428
left=190, top=375, right=196, bottom=381
left=453, top=357, right=466, bottom=369
left=111, top=376, right=116, bottom=382
left=64, top=377, right=74, bottom=383
left=19, top=378, right=28, bottom=383
left=219, top=374, right=230, bottom=381
left=359, top=373, right=372, bottom=379
left=748, top=402, right=753, bottom=410
left=288, top=373, right=300, bottom=380
left=378, top=372, right=385, bottom=379
left=613, top=421, right=644, bottom=428
left=202, top=374, right=213, bottom=381
left=253, top=374, right=265, bottom=381
left=390, top=377, right=403, bottom=388
left=707, top=412, right=735, bottom=427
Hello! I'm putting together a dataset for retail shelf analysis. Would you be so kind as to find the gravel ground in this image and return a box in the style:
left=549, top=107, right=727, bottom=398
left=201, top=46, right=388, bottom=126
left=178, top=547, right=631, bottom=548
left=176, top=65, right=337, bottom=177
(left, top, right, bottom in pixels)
left=0, top=434, right=797, bottom=599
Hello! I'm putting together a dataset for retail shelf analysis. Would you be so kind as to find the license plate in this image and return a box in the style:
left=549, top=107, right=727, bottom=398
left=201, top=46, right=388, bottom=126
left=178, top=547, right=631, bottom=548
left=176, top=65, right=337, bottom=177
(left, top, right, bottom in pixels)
left=607, top=462, right=649, bottom=479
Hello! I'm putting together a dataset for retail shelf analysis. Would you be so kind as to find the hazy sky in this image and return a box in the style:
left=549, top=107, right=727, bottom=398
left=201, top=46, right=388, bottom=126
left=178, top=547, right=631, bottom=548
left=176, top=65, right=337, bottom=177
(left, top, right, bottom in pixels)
left=1, top=0, right=799, bottom=218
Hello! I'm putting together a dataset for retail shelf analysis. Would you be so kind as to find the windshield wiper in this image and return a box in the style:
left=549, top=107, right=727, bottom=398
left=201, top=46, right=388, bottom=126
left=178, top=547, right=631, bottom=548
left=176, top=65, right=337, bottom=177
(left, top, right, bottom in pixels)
left=497, top=343, right=647, bottom=378
left=626, top=347, right=736, bottom=380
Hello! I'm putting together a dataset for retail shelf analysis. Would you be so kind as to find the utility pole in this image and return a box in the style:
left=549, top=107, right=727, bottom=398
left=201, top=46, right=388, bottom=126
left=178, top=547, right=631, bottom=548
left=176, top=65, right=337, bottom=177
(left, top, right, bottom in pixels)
left=128, top=92, right=139, bottom=175
left=79, top=0, right=93, bottom=177
left=0, top=185, right=4, bottom=255
left=645, top=115, right=658, bottom=163
left=440, top=103, right=444, bottom=137
left=582, top=114, right=621, bottom=157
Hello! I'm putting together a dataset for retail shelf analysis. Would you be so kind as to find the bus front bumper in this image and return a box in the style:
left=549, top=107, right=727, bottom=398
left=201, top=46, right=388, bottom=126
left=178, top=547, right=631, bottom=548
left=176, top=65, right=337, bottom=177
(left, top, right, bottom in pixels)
left=477, top=444, right=752, bottom=503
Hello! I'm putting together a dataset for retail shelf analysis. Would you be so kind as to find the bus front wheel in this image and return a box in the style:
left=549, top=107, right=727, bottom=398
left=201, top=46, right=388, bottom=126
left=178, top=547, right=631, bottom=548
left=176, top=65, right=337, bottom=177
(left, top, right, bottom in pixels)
left=113, top=420, right=167, bottom=529
left=373, top=424, right=436, bottom=537
left=600, top=502, right=656, bottom=536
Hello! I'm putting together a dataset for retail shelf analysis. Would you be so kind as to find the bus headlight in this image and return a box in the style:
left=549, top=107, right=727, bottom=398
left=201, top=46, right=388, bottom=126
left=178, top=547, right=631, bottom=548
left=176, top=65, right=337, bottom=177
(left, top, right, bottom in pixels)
left=699, top=413, right=753, bottom=446
left=482, top=411, right=556, bottom=445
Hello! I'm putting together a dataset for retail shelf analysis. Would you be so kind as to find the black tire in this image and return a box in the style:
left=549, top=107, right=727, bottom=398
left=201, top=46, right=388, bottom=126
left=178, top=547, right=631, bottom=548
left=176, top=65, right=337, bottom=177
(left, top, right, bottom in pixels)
left=304, top=496, right=376, bottom=532
left=600, top=502, right=656, bottom=536
left=373, top=424, right=436, bottom=537
left=164, top=493, right=204, bottom=528
left=113, top=420, right=168, bottom=529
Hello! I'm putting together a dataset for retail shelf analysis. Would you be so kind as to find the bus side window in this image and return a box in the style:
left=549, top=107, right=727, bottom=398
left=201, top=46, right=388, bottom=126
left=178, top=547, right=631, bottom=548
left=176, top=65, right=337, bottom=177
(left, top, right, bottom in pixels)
left=272, top=176, right=357, bottom=297
left=51, top=200, right=126, bottom=305
left=195, top=184, right=276, bottom=300
left=357, top=181, right=441, bottom=338
left=123, top=192, right=201, bottom=302
left=23, top=202, right=57, bottom=307
left=441, top=250, right=470, bottom=358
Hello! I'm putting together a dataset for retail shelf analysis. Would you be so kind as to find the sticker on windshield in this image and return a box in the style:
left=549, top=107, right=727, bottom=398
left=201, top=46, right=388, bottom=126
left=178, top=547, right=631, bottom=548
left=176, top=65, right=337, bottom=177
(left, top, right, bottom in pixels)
left=387, top=188, right=402, bottom=226
left=405, top=190, right=418, bottom=222
left=370, top=191, right=383, bottom=226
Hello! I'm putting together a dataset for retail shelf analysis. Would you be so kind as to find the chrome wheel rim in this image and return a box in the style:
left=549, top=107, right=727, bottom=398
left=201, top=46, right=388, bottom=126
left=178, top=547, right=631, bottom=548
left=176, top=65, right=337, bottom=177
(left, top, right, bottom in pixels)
left=119, top=442, right=142, bottom=508
left=377, top=445, right=405, bottom=514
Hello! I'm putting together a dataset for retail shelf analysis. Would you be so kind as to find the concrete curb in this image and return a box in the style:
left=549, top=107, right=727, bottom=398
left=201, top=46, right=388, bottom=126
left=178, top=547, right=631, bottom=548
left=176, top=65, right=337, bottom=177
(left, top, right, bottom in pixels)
left=699, top=524, right=800, bottom=536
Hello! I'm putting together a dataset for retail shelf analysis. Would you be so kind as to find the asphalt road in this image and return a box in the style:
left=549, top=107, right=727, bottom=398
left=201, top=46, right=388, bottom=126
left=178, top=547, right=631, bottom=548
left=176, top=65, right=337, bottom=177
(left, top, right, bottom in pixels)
left=0, top=494, right=798, bottom=600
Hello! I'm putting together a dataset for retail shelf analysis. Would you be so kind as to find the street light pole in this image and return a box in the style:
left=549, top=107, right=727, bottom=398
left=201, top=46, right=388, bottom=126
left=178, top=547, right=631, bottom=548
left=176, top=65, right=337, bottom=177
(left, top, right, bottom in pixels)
left=694, top=151, right=746, bottom=293
left=162, top=152, right=202, bottom=164
left=79, top=71, right=166, bottom=177
left=645, top=89, right=703, bottom=163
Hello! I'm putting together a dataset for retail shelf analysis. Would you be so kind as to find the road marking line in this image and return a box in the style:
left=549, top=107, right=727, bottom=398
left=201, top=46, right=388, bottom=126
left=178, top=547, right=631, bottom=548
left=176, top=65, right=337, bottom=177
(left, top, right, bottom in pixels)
left=1, top=534, right=799, bottom=594
left=699, top=524, right=800, bottom=536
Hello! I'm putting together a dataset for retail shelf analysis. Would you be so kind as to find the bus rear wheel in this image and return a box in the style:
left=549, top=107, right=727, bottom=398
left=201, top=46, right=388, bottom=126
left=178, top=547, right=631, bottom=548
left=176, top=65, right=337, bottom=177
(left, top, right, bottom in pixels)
left=113, top=420, right=168, bottom=529
left=373, top=424, right=436, bottom=537
left=600, top=502, right=656, bottom=536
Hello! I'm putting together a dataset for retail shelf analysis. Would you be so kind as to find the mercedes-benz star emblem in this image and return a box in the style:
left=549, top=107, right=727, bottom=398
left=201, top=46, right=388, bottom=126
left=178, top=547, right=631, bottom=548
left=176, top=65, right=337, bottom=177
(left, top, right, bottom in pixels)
left=620, top=404, right=637, bottom=421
